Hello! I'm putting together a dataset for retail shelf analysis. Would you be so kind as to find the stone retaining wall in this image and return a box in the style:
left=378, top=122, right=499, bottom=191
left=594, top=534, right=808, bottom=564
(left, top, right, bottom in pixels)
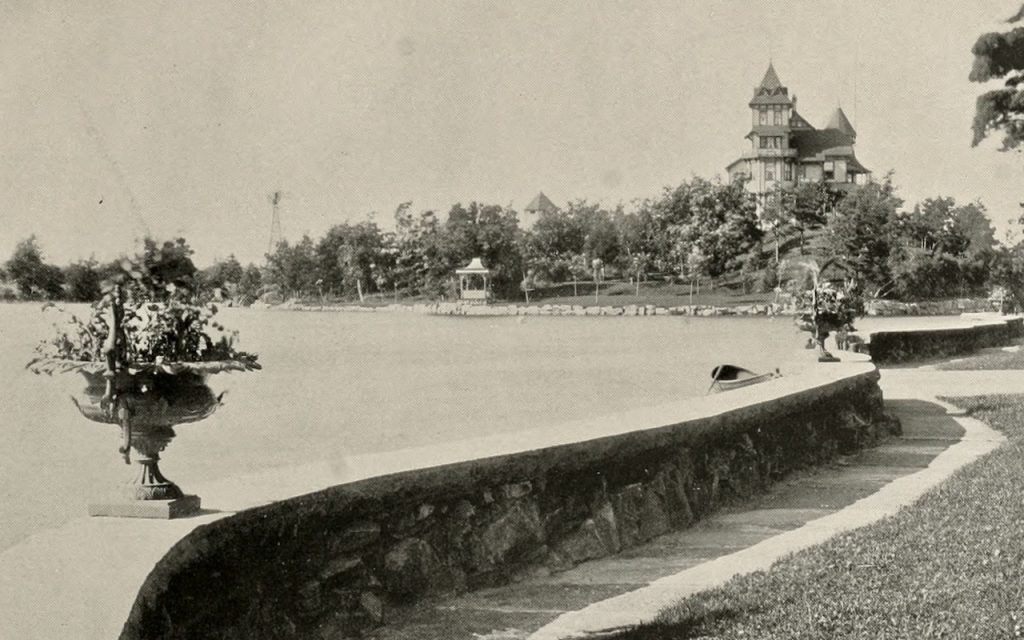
left=120, top=367, right=895, bottom=640
left=868, top=317, right=1024, bottom=365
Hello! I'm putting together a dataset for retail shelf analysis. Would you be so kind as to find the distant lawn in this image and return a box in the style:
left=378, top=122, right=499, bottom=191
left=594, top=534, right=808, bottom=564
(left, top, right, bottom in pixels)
left=527, top=280, right=775, bottom=308
left=293, top=280, right=781, bottom=310
left=608, top=394, right=1024, bottom=639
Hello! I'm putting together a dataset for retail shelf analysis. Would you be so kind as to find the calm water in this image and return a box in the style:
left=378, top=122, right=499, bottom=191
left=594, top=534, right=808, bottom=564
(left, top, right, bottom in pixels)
left=0, top=303, right=888, bottom=551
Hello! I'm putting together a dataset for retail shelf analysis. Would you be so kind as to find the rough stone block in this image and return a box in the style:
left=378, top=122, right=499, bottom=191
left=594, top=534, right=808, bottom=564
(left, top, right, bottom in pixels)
left=502, top=481, right=532, bottom=499
left=318, top=556, right=363, bottom=583
left=327, top=521, right=380, bottom=555
left=359, top=592, right=384, bottom=624
left=472, top=502, right=543, bottom=569
left=610, top=483, right=644, bottom=548
left=383, top=538, right=444, bottom=597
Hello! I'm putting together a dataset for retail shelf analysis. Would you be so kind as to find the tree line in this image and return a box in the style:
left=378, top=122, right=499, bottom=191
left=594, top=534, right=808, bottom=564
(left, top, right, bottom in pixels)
left=3, top=173, right=1021, bottom=307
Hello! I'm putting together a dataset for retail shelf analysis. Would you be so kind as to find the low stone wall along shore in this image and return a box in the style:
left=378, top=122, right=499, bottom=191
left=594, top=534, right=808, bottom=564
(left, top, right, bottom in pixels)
left=264, top=296, right=998, bottom=318
left=120, top=365, right=895, bottom=639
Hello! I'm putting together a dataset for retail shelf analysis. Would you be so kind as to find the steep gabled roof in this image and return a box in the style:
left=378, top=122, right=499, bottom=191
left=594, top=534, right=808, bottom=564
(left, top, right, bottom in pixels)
left=789, top=109, right=814, bottom=129
left=825, top=107, right=856, bottom=139
left=525, top=191, right=559, bottom=214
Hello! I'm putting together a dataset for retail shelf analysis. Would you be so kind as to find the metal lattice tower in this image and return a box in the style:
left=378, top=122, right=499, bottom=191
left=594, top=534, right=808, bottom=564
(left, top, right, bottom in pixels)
left=268, top=191, right=283, bottom=254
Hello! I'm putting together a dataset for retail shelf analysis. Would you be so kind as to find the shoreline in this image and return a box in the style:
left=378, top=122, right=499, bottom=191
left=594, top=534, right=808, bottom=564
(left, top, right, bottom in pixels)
left=254, top=296, right=999, bottom=318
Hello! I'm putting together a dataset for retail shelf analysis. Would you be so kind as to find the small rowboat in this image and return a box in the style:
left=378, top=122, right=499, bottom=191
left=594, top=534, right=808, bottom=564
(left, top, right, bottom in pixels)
left=707, top=364, right=782, bottom=394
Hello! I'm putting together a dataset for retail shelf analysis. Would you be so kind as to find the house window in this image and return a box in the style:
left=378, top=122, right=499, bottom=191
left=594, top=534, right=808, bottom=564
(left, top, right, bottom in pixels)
left=799, top=165, right=806, bottom=179
left=759, top=108, right=767, bottom=125
left=773, top=106, right=783, bottom=125
left=759, top=136, right=781, bottom=149
left=765, top=168, right=774, bottom=181
left=784, top=163, right=792, bottom=180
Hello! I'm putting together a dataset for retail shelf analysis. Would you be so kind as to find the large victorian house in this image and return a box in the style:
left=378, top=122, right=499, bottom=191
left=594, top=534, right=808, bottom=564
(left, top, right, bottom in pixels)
left=726, top=63, right=870, bottom=202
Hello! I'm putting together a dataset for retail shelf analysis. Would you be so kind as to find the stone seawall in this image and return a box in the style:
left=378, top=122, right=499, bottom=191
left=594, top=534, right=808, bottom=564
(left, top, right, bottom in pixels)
left=868, top=317, right=1024, bottom=365
left=265, top=297, right=996, bottom=318
left=119, top=365, right=894, bottom=640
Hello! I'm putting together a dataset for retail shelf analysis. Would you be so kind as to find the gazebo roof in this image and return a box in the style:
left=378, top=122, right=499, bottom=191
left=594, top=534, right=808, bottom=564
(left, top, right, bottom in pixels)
left=455, top=257, right=491, bottom=275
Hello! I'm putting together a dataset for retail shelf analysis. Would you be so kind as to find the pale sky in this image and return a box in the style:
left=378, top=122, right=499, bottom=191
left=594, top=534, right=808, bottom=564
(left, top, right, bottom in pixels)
left=2, top=0, right=1022, bottom=267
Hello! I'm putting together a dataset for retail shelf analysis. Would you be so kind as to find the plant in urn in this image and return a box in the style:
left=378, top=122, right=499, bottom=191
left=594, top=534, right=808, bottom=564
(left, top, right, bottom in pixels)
left=794, top=261, right=865, bottom=363
left=27, top=239, right=260, bottom=518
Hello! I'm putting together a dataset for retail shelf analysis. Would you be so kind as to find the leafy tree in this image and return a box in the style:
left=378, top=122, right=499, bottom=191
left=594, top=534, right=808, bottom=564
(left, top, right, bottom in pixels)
left=616, top=206, right=660, bottom=284
left=137, top=237, right=199, bottom=299
left=760, top=187, right=790, bottom=262
left=265, top=235, right=319, bottom=299
left=952, top=201, right=997, bottom=256
left=4, top=236, right=64, bottom=299
left=890, top=197, right=996, bottom=299
left=970, top=5, right=1024, bottom=149
left=237, top=263, right=263, bottom=303
left=63, top=259, right=102, bottom=302
left=576, top=202, right=620, bottom=268
left=338, top=222, right=385, bottom=301
left=391, top=201, right=427, bottom=294
left=675, top=177, right=761, bottom=278
left=791, top=182, right=841, bottom=254
left=439, top=202, right=524, bottom=297
left=521, top=205, right=587, bottom=283
left=988, top=239, right=1024, bottom=310
left=200, top=255, right=244, bottom=296
left=644, top=177, right=759, bottom=280
left=825, top=176, right=903, bottom=297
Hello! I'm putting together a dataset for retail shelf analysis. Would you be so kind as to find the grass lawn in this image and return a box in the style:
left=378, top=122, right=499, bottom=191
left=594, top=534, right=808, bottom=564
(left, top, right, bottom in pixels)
left=526, top=280, right=776, bottom=308
left=609, top=394, right=1024, bottom=639
left=937, top=344, right=1024, bottom=370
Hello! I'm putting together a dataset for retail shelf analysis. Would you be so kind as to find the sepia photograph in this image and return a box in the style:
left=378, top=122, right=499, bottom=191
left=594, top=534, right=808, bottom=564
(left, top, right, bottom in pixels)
left=1, top=1, right=1023, bottom=638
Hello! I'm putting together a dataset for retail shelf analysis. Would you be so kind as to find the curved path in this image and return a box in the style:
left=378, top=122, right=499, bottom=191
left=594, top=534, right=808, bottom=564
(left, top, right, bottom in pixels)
left=370, top=369, right=1014, bottom=640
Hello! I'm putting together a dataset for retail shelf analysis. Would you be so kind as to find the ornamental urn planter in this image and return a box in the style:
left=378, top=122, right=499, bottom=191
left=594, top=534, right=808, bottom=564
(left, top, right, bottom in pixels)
left=76, top=368, right=216, bottom=514
left=30, top=358, right=256, bottom=519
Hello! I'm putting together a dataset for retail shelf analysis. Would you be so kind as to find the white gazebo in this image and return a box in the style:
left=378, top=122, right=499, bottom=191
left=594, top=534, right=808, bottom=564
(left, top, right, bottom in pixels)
left=456, top=257, right=491, bottom=304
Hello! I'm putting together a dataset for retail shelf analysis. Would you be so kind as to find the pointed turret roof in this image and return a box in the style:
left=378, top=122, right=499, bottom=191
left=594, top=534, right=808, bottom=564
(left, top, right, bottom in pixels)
left=749, top=62, right=792, bottom=106
left=826, top=107, right=856, bottom=139
left=759, top=62, right=782, bottom=91
left=525, top=191, right=559, bottom=214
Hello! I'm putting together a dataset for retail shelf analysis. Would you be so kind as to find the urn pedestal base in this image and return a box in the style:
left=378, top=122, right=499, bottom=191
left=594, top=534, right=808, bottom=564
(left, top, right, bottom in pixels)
left=88, top=494, right=201, bottom=519
left=86, top=423, right=203, bottom=519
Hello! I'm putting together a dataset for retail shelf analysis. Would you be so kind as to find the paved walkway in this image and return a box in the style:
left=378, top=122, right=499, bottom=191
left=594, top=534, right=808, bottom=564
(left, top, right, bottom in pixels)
left=367, top=379, right=1006, bottom=640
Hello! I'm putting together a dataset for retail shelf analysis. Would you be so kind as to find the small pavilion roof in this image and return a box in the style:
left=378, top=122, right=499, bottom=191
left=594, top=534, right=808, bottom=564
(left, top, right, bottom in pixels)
left=456, top=257, right=491, bottom=275
left=525, top=191, right=559, bottom=214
